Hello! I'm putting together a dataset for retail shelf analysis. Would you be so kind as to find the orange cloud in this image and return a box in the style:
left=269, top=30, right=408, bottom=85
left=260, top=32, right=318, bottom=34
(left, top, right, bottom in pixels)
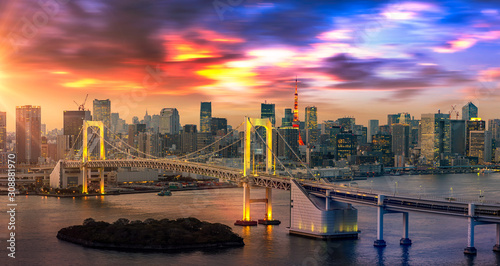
left=434, top=37, right=477, bottom=53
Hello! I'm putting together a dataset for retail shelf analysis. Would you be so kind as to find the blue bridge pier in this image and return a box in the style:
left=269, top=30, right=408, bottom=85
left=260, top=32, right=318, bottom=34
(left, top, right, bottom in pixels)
left=464, top=203, right=500, bottom=255
left=374, top=195, right=412, bottom=247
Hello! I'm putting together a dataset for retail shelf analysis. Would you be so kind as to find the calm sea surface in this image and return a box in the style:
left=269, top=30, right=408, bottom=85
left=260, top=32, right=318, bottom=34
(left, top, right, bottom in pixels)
left=2, top=173, right=500, bottom=265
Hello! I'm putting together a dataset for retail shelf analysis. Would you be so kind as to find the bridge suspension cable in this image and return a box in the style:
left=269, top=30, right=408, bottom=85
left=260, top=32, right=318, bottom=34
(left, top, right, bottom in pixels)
left=177, top=122, right=244, bottom=160
left=274, top=126, right=319, bottom=180
left=248, top=120, right=297, bottom=180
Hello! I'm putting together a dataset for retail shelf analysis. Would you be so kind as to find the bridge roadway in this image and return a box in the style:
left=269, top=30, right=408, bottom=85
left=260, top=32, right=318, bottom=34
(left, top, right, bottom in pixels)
left=64, top=159, right=500, bottom=222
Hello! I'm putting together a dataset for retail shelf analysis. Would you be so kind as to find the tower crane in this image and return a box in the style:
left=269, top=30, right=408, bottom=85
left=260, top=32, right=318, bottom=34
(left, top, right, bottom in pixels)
left=74, top=94, right=89, bottom=111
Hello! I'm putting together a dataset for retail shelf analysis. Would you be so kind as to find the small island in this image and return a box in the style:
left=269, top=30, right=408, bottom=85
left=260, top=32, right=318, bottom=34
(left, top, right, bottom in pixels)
left=57, top=217, right=244, bottom=251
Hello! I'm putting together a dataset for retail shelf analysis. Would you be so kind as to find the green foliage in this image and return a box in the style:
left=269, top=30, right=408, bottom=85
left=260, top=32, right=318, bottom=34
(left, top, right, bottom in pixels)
left=58, top=217, right=243, bottom=247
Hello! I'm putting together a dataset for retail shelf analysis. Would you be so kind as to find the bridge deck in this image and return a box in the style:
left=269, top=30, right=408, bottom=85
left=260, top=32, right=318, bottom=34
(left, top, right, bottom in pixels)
left=60, top=159, right=500, bottom=222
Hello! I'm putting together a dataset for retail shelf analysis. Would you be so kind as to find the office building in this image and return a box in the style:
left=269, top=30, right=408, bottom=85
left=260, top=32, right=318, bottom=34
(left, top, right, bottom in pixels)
left=488, top=119, right=500, bottom=144
left=261, top=102, right=276, bottom=126
left=211, top=117, right=227, bottom=135
left=372, top=134, right=393, bottom=167
left=16, top=105, right=42, bottom=164
left=281, top=108, right=293, bottom=128
left=368, top=120, right=379, bottom=143
left=93, top=99, right=111, bottom=131
left=420, top=113, right=451, bottom=163
left=159, top=108, right=180, bottom=135
left=63, top=110, right=92, bottom=150
left=338, top=117, right=355, bottom=132
left=200, top=102, right=212, bottom=133
left=469, top=131, right=492, bottom=164
left=305, top=106, right=318, bottom=144
left=392, top=124, right=410, bottom=158
left=450, top=120, right=466, bottom=155
left=462, top=102, right=478, bottom=121
left=466, top=118, right=485, bottom=156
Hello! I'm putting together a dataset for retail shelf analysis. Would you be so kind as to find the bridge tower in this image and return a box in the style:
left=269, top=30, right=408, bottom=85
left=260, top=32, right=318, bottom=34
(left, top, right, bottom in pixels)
left=81, top=121, right=106, bottom=194
left=235, top=117, right=280, bottom=226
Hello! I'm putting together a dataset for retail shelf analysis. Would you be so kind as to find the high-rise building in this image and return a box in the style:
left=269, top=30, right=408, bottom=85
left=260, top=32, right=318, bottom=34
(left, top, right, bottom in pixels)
left=181, top=125, right=198, bottom=154
left=143, top=110, right=151, bottom=128
left=368, top=120, right=379, bottom=143
left=261, top=102, right=276, bottom=126
left=469, top=131, right=492, bottom=164
left=338, top=117, right=355, bottom=132
left=0, top=111, right=6, bottom=152
left=200, top=102, right=212, bottom=133
left=388, top=113, right=411, bottom=126
left=159, top=108, right=180, bottom=135
left=335, top=132, right=357, bottom=160
left=462, top=102, right=478, bottom=121
left=450, top=120, right=466, bottom=155
left=282, top=108, right=293, bottom=128
left=420, top=113, right=451, bottom=163
left=372, top=134, right=393, bottom=167
left=466, top=118, right=485, bottom=156
left=210, top=117, right=227, bottom=135
left=488, top=119, right=500, bottom=144
left=305, top=106, right=318, bottom=144
left=63, top=110, right=92, bottom=150
left=16, top=105, right=42, bottom=164
left=110, top=113, right=119, bottom=133
left=277, top=127, right=299, bottom=160
left=93, top=99, right=111, bottom=131
left=391, top=124, right=410, bottom=158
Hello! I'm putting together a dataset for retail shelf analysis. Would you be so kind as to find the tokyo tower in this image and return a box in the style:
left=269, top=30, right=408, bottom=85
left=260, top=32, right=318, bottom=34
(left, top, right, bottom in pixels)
left=292, top=77, right=305, bottom=146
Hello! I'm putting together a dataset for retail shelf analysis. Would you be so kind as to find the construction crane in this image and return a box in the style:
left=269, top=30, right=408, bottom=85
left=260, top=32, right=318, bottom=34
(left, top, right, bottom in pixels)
left=449, top=105, right=459, bottom=120
left=74, top=94, right=89, bottom=111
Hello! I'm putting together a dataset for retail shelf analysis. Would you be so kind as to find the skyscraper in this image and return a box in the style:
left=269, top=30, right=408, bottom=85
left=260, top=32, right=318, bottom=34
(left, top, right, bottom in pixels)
left=462, top=102, right=478, bottom=121
left=450, top=120, right=466, bottom=155
left=200, top=102, right=212, bottom=133
left=0, top=111, right=6, bottom=152
left=281, top=108, right=293, bottom=128
left=488, top=119, right=500, bottom=145
left=210, top=117, right=227, bottom=135
left=391, top=124, right=410, bottom=158
left=63, top=110, right=92, bottom=150
left=16, top=105, right=42, bottom=164
left=420, top=113, right=451, bottom=163
left=368, top=120, right=379, bottom=143
left=305, top=106, right=318, bottom=144
left=466, top=118, right=485, bottom=156
left=93, top=99, right=111, bottom=131
left=338, top=117, right=355, bottom=132
left=469, top=131, right=492, bottom=164
left=261, top=102, right=276, bottom=126
left=159, top=108, right=180, bottom=134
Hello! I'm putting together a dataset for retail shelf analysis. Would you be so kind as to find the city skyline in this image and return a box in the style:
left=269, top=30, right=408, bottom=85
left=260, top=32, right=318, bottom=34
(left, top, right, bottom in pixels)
left=1, top=0, right=500, bottom=131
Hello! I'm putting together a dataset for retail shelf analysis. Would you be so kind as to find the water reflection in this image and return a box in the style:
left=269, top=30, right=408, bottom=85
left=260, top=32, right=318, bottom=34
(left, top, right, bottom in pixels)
left=376, top=246, right=385, bottom=266
left=400, top=245, right=410, bottom=265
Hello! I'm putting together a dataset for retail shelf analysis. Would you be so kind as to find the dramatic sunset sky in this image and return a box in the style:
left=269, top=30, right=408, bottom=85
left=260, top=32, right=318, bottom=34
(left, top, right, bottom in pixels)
left=0, top=0, right=499, bottom=131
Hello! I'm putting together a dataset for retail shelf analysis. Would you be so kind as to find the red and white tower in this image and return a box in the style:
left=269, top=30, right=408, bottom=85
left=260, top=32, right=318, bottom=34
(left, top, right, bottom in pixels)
left=292, top=77, right=305, bottom=146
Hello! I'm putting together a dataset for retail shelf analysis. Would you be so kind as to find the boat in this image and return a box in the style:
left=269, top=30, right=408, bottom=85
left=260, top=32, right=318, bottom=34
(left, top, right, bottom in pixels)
left=157, top=189, right=172, bottom=196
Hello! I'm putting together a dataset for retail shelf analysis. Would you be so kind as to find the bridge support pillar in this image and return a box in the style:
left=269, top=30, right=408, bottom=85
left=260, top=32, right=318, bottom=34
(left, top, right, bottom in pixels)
left=493, top=224, right=500, bottom=252
left=374, top=195, right=387, bottom=247
left=464, top=203, right=477, bottom=255
left=81, top=166, right=88, bottom=194
left=400, top=212, right=412, bottom=245
left=99, top=167, right=105, bottom=194
left=235, top=182, right=257, bottom=226
left=258, top=187, right=281, bottom=225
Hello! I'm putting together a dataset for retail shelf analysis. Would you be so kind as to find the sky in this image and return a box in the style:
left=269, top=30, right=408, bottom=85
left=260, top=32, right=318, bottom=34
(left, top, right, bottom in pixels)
left=0, top=0, right=499, bottom=131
